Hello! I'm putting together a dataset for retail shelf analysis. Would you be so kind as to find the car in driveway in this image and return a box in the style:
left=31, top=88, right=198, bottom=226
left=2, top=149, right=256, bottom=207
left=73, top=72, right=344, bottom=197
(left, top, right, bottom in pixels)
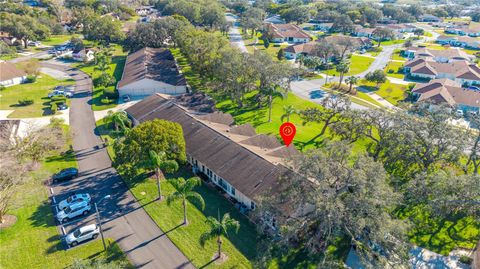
left=65, top=224, right=99, bottom=247
left=57, top=193, right=91, bottom=211
left=52, top=167, right=78, bottom=183
left=48, top=89, right=73, bottom=98
left=57, top=102, right=68, bottom=110
left=56, top=201, right=91, bottom=223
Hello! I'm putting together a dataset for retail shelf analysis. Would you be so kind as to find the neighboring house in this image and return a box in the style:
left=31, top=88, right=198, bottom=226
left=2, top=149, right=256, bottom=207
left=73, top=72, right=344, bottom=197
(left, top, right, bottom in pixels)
left=314, top=22, right=333, bottom=32
left=126, top=94, right=299, bottom=228
left=135, top=5, right=154, bottom=16
left=411, top=78, right=480, bottom=112
left=284, top=35, right=371, bottom=60
left=436, top=35, right=480, bottom=49
left=444, top=23, right=480, bottom=37
left=72, top=49, right=94, bottom=62
left=403, top=47, right=474, bottom=62
left=0, top=61, right=27, bottom=87
left=117, top=47, right=187, bottom=98
left=419, top=14, right=442, bottom=22
left=383, top=23, right=417, bottom=33
left=473, top=240, right=480, bottom=269
left=436, top=35, right=458, bottom=45
left=266, top=23, right=311, bottom=43
left=263, top=15, right=285, bottom=25
left=404, top=59, right=480, bottom=86
left=352, top=26, right=376, bottom=38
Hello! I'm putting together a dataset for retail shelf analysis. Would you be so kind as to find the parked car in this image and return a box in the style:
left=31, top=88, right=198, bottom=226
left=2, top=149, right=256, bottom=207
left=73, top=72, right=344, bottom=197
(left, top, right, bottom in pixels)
left=57, top=102, right=68, bottom=110
left=64, top=85, right=75, bottom=93
left=468, top=86, right=480, bottom=91
left=456, top=109, right=464, bottom=117
left=56, top=200, right=91, bottom=223
left=52, top=167, right=78, bottom=182
left=122, top=95, right=131, bottom=102
left=58, top=193, right=91, bottom=211
left=28, top=41, right=41, bottom=47
left=48, top=89, right=73, bottom=98
left=65, top=224, right=99, bottom=247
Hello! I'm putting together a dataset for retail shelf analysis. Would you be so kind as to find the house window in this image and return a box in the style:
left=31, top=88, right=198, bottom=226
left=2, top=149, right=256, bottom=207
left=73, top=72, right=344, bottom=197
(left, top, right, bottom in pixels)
left=201, top=165, right=205, bottom=172
left=251, top=201, right=255, bottom=210
left=218, top=178, right=228, bottom=191
left=231, top=187, right=235, bottom=196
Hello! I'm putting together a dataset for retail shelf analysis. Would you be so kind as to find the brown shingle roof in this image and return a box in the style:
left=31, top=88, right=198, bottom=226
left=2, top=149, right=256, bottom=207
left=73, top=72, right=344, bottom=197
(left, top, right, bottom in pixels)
left=117, top=47, right=186, bottom=89
left=126, top=94, right=293, bottom=201
left=412, top=79, right=480, bottom=107
left=267, top=23, right=311, bottom=39
left=0, top=61, right=26, bottom=82
left=407, top=59, right=480, bottom=80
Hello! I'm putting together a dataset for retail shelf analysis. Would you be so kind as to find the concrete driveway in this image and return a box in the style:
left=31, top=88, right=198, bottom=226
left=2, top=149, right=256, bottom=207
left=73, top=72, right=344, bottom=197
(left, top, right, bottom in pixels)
left=42, top=62, right=195, bottom=269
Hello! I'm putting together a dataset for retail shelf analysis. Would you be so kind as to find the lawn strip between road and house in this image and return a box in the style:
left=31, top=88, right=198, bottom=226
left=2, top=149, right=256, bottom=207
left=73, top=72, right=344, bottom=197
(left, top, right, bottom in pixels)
left=324, top=54, right=375, bottom=76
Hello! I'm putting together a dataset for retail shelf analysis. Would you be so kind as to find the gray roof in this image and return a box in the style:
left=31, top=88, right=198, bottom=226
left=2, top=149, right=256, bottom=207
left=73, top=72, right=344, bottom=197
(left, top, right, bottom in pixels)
left=117, top=47, right=186, bottom=89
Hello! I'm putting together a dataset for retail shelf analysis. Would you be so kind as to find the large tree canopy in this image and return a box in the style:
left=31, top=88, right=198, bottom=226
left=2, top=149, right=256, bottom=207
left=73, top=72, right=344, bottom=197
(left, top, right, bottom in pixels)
left=114, top=119, right=186, bottom=173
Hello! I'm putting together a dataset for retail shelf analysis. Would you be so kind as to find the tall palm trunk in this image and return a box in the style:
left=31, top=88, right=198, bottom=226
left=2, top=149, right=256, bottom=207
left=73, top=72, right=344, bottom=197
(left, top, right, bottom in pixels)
left=183, top=199, right=188, bottom=225
left=217, top=236, right=223, bottom=258
left=268, top=95, right=273, bottom=123
left=155, top=168, right=162, bottom=200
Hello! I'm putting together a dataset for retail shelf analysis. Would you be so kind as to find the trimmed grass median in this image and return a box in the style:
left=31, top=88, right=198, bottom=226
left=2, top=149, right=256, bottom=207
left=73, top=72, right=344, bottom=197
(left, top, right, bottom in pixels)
left=358, top=79, right=408, bottom=106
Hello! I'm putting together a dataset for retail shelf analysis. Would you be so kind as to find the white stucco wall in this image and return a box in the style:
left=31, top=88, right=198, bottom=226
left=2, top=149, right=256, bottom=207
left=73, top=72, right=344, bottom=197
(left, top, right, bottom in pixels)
left=117, top=78, right=187, bottom=98
left=0, top=76, right=26, bottom=87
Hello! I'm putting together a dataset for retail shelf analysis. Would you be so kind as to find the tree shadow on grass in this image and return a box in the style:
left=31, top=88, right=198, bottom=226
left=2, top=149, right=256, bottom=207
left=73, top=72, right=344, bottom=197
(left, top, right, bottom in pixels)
left=28, top=200, right=56, bottom=228
left=45, top=234, right=65, bottom=254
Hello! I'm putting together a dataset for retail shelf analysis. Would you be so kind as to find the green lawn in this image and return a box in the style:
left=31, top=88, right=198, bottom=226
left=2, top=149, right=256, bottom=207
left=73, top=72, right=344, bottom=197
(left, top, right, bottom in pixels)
left=396, top=205, right=480, bottom=255
left=372, top=39, right=406, bottom=46
left=0, top=74, right=74, bottom=118
left=385, top=61, right=405, bottom=79
left=358, top=79, right=408, bottom=106
left=0, top=126, right=131, bottom=269
left=243, top=31, right=287, bottom=58
left=392, top=49, right=406, bottom=61
left=41, top=35, right=78, bottom=47
left=324, top=55, right=375, bottom=77
left=74, top=44, right=126, bottom=111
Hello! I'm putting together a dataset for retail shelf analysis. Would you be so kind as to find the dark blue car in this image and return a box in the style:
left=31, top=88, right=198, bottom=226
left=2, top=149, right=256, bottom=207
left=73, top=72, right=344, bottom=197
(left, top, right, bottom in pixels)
left=52, top=168, right=78, bottom=182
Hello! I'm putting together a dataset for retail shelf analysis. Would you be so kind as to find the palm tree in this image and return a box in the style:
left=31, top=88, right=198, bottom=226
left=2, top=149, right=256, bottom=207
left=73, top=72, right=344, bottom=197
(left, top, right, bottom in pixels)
left=149, top=150, right=179, bottom=200
left=199, top=212, right=240, bottom=260
left=281, top=105, right=297, bottom=122
left=345, top=76, right=359, bottom=94
left=166, top=177, right=205, bottom=225
left=336, top=61, right=350, bottom=87
left=104, top=111, right=130, bottom=132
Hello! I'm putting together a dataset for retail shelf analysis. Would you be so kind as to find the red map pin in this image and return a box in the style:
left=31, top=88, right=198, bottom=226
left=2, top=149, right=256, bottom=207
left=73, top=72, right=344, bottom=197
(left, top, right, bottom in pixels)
left=279, top=122, right=296, bottom=147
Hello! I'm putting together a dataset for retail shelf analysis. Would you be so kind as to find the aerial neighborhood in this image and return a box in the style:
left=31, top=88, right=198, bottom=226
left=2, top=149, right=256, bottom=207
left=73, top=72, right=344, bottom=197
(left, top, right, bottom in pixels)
left=1, top=0, right=480, bottom=269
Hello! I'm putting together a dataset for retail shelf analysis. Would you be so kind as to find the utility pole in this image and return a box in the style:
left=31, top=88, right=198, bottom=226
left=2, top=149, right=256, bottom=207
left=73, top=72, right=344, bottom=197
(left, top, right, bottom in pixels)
left=95, top=195, right=111, bottom=251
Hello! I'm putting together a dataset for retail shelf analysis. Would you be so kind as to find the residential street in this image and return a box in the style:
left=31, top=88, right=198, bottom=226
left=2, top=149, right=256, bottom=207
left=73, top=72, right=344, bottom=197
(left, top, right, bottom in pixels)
left=41, top=62, right=195, bottom=269
left=226, top=13, right=248, bottom=53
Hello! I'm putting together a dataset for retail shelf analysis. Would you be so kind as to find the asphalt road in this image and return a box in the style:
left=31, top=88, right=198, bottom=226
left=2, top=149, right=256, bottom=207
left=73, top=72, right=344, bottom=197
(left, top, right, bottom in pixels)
left=42, top=62, right=195, bottom=269
left=225, top=13, right=248, bottom=53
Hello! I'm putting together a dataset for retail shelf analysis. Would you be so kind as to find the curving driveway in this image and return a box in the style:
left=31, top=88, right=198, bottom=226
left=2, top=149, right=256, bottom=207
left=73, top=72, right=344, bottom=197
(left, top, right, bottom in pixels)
left=41, top=62, right=194, bottom=269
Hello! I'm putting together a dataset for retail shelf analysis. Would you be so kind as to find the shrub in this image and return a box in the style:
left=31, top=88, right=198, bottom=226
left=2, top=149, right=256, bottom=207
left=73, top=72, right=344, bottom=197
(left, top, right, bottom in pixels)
left=94, top=73, right=115, bottom=87
left=51, top=95, right=66, bottom=102
left=0, top=85, right=5, bottom=91
left=50, top=103, right=57, bottom=114
left=18, top=98, right=34, bottom=106
left=388, top=69, right=394, bottom=73
left=101, top=97, right=112, bottom=104
left=103, top=87, right=119, bottom=99
left=25, top=75, right=37, bottom=83
left=459, top=256, right=472, bottom=265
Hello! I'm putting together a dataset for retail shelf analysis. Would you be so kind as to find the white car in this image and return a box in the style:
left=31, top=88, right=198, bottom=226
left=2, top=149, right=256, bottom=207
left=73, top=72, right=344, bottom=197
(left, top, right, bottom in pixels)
left=48, top=90, right=73, bottom=98
left=28, top=41, right=41, bottom=47
left=56, top=201, right=91, bottom=223
left=65, top=224, right=99, bottom=247
left=57, top=193, right=91, bottom=211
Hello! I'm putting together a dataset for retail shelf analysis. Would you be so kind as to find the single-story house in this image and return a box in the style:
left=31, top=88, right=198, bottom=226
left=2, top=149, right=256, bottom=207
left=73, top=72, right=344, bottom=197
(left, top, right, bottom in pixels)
left=412, top=78, right=480, bottom=112
left=352, top=26, right=376, bottom=38
left=419, top=14, right=442, bottom=22
left=263, top=15, right=285, bottom=25
left=0, top=61, right=27, bottom=87
left=126, top=94, right=299, bottom=228
left=284, top=41, right=317, bottom=60
left=444, top=23, right=480, bottom=37
left=313, top=23, right=333, bottom=32
left=404, top=59, right=480, bottom=86
left=403, top=47, right=474, bottom=63
left=436, top=35, right=458, bottom=45
left=266, top=23, right=311, bottom=43
left=117, top=47, right=187, bottom=98
left=436, top=35, right=480, bottom=49
left=72, top=49, right=94, bottom=62
left=383, top=23, right=417, bottom=33
left=135, top=5, right=155, bottom=16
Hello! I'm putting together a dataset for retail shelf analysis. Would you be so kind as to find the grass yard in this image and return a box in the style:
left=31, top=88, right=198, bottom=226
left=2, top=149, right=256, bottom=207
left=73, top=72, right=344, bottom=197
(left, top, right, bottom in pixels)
left=243, top=31, right=287, bottom=59
left=385, top=61, right=405, bottom=79
left=392, top=49, right=406, bottom=61
left=396, top=205, right=480, bottom=255
left=372, top=39, right=406, bottom=46
left=0, top=74, right=74, bottom=118
left=74, top=44, right=126, bottom=111
left=358, top=79, right=408, bottom=106
left=41, top=35, right=79, bottom=47
left=324, top=55, right=375, bottom=77
left=0, top=126, right=131, bottom=269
